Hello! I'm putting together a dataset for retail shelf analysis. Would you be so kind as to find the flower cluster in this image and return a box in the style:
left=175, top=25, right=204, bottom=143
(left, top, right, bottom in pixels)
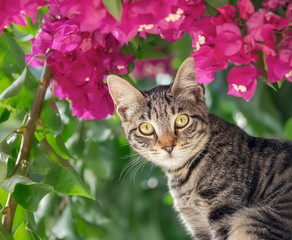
left=0, top=0, right=45, bottom=33
left=26, top=2, right=134, bottom=120
left=25, top=0, right=206, bottom=120
left=1, top=0, right=291, bottom=118
left=132, top=58, right=174, bottom=81
left=190, top=0, right=291, bottom=101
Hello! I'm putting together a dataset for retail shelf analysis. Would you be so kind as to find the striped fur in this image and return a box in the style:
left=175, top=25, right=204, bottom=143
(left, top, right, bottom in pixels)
left=107, top=58, right=292, bottom=240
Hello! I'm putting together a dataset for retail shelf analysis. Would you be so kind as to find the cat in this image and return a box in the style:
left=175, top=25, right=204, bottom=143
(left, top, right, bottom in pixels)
left=107, top=57, right=292, bottom=240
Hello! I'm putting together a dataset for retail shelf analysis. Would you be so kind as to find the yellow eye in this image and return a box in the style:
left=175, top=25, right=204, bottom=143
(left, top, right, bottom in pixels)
left=139, top=123, right=154, bottom=135
left=175, top=114, right=189, bottom=128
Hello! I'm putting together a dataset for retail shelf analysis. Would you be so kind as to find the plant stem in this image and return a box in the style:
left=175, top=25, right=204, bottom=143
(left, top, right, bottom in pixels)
left=2, top=61, right=52, bottom=233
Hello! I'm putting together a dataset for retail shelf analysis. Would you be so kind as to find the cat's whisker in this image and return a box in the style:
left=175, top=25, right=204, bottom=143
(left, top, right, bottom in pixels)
left=120, top=151, right=140, bottom=160
left=120, top=155, right=143, bottom=182
left=130, top=157, right=148, bottom=182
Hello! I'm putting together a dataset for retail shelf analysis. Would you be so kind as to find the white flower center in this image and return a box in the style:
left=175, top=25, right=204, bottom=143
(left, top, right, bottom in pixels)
left=165, top=8, right=184, bottom=22
left=84, top=77, right=90, bottom=82
left=138, top=24, right=154, bottom=32
left=194, top=34, right=205, bottom=51
left=233, top=84, right=247, bottom=93
left=117, top=65, right=125, bottom=70
left=285, top=70, right=292, bottom=78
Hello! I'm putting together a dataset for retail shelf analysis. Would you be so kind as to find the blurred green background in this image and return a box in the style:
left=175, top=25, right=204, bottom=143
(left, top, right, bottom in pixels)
left=1, top=30, right=292, bottom=240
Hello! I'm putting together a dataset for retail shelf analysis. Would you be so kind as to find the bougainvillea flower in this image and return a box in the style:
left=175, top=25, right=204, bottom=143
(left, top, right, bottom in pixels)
left=212, top=5, right=236, bottom=25
left=51, top=24, right=81, bottom=52
left=247, top=9, right=268, bottom=42
left=192, top=46, right=228, bottom=83
left=262, top=0, right=289, bottom=10
left=227, top=64, right=263, bottom=101
left=189, top=16, right=216, bottom=50
left=133, top=58, right=174, bottom=80
left=114, top=0, right=171, bottom=43
left=286, top=3, right=292, bottom=23
left=26, top=31, right=53, bottom=66
left=136, top=0, right=206, bottom=42
left=247, top=9, right=288, bottom=42
left=0, top=0, right=45, bottom=33
left=228, top=34, right=259, bottom=64
left=266, top=55, right=292, bottom=83
left=215, top=23, right=243, bottom=56
left=238, top=0, right=254, bottom=20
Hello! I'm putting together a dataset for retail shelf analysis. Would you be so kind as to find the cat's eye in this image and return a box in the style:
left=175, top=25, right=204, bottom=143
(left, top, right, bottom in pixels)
left=175, top=114, right=189, bottom=128
left=139, top=123, right=155, bottom=135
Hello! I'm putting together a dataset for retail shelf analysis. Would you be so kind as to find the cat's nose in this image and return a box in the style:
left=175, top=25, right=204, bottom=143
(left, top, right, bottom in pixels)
left=162, top=145, right=175, bottom=153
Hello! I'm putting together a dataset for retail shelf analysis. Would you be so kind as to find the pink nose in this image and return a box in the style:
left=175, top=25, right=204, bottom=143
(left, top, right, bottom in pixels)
left=162, top=145, right=175, bottom=153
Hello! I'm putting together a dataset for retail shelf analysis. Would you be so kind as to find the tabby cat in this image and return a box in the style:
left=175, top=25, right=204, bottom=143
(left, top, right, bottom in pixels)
left=107, top=57, right=292, bottom=240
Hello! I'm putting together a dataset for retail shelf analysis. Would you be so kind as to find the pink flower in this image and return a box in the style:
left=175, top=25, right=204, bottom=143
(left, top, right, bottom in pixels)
left=26, top=31, right=53, bottom=66
left=212, top=5, right=236, bottom=25
left=228, top=34, right=259, bottom=64
left=227, top=64, right=262, bottom=101
left=192, top=46, right=228, bottom=83
left=247, top=9, right=288, bottom=42
left=51, top=24, right=81, bottom=52
left=0, top=0, right=45, bottom=33
left=262, top=0, right=289, bottom=10
left=246, top=9, right=289, bottom=57
left=265, top=37, right=292, bottom=83
left=215, top=23, right=243, bottom=56
left=113, top=0, right=170, bottom=43
left=238, top=0, right=254, bottom=20
left=189, top=16, right=216, bottom=50
left=247, top=9, right=269, bottom=42
left=286, top=3, right=292, bottom=23
left=45, top=28, right=133, bottom=120
left=134, top=0, right=206, bottom=42
left=132, top=58, right=174, bottom=80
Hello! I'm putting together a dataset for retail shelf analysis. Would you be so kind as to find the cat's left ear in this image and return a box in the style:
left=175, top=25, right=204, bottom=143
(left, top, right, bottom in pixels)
left=171, top=57, right=205, bottom=102
left=107, top=75, right=145, bottom=121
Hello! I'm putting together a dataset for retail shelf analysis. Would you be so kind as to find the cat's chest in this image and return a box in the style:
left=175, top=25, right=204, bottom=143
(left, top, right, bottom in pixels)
left=169, top=187, right=211, bottom=235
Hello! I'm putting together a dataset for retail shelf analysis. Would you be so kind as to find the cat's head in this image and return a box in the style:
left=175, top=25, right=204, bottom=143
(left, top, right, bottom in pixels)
left=107, top=57, right=209, bottom=171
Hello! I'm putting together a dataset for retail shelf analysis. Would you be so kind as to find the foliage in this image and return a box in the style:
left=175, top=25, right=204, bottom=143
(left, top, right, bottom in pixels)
left=0, top=0, right=292, bottom=239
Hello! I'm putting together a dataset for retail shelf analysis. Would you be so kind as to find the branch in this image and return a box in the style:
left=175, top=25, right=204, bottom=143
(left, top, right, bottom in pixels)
left=2, top=61, right=52, bottom=233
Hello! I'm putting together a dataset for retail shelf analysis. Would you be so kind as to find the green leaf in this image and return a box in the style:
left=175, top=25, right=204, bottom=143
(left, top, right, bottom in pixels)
left=284, top=117, right=292, bottom=140
left=1, top=174, right=33, bottom=193
left=38, top=137, right=72, bottom=167
left=0, top=152, right=9, bottom=184
left=25, top=212, right=42, bottom=240
left=39, top=101, right=63, bottom=135
left=0, top=132, right=20, bottom=155
left=0, top=188, right=8, bottom=207
left=31, top=147, right=55, bottom=176
left=47, top=134, right=72, bottom=160
left=0, top=68, right=27, bottom=100
left=32, top=146, right=94, bottom=200
left=13, top=183, right=52, bottom=211
left=0, top=223, right=14, bottom=240
left=0, top=108, right=10, bottom=124
left=137, top=43, right=168, bottom=60
left=0, top=32, right=25, bottom=74
left=206, top=0, right=229, bottom=9
left=1, top=174, right=52, bottom=211
left=102, top=0, right=122, bottom=22
left=13, top=222, right=33, bottom=240
left=12, top=15, right=37, bottom=37
left=43, top=167, right=94, bottom=200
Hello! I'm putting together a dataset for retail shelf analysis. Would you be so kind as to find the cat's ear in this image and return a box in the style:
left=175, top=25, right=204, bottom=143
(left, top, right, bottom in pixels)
left=171, top=57, right=205, bottom=102
left=107, top=75, right=144, bottom=120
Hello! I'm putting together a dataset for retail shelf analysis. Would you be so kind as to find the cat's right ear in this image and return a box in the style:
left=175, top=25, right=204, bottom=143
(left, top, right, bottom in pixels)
left=107, top=75, right=144, bottom=120
left=171, top=57, right=205, bottom=102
